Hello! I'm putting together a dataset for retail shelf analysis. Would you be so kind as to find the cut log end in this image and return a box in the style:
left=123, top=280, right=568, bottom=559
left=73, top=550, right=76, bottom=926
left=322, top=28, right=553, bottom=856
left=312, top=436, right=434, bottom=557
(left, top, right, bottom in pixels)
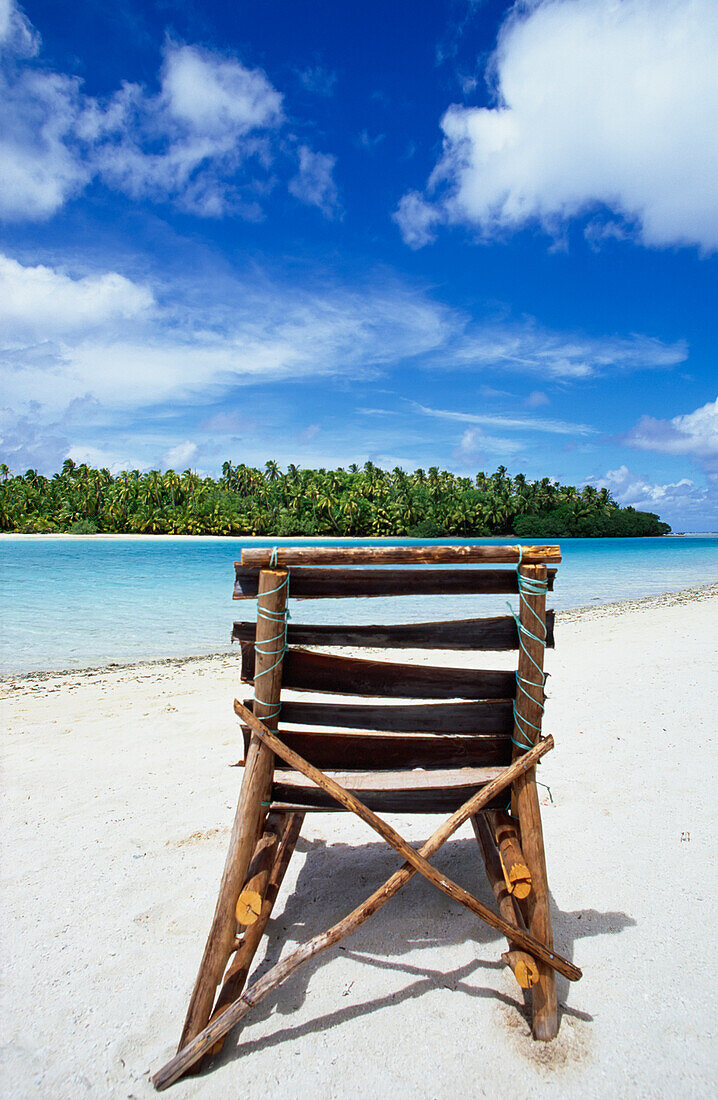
left=502, top=950, right=540, bottom=989
left=510, top=879, right=532, bottom=900
left=235, top=889, right=263, bottom=925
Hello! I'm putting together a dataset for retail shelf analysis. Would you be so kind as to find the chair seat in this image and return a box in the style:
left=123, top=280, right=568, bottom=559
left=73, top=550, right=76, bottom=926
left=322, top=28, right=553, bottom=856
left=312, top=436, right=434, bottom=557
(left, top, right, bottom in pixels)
left=271, top=765, right=504, bottom=813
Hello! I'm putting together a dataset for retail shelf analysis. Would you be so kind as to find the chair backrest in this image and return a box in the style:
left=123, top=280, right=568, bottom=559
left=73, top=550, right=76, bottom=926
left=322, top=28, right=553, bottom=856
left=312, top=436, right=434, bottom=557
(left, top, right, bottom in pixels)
left=232, top=544, right=559, bottom=809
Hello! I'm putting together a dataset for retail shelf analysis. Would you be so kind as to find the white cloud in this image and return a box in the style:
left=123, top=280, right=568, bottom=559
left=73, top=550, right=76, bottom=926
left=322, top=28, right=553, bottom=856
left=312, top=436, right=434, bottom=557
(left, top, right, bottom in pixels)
left=296, top=65, right=337, bottom=97
left=0, top=0, right=38, bottom=56
left=82, top=43, right=285, bottom=217
left=162, top=44, right=283, bottom=136
left=624, top=397, right=718, bottom=476
left=454, top=426, right=525, bottom=463
left=413, top=401, right=595, bottom=436
left=398, top=0, right=718, bottom=251
left=594, top=463, right=718, bottom=527
left=78, top=43, right=286, bottom=218
left=0, top=61, right=89, bottom=220
left=525, top=390, right=549, bottom=408
left=0, top=253, right=459, bottom=420
left=394, top=191, right=439, bottom=249
left=0, top=253, right=153, bottom=336
left=0, top=250, right=689, bottom=446
left=0, top=4, right=337, bottom=221
left=65, top=443, right=143, bottom=474
left=288, top=146, right=339, bottom=216
left=0, top=247, right=696, bottom=478
left=162, top=440, right=198, bottom=469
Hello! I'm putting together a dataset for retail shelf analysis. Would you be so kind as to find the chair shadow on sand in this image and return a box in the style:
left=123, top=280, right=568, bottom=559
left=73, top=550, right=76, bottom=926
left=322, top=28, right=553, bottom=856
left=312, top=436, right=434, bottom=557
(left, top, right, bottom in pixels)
left=203, top=827, right=635, bottom=1071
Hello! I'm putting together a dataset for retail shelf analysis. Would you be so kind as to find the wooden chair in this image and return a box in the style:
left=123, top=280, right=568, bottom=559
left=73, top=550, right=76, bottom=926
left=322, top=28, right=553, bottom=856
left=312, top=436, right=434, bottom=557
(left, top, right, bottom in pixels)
left=153, top=544, right=581, bottom=1089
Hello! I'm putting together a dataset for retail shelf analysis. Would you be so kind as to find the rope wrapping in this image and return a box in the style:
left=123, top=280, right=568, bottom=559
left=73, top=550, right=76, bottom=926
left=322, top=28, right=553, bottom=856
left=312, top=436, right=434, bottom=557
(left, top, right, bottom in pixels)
left=252, top=550, right=290, bottom=720
left=508, top=546, right=549, bottom=753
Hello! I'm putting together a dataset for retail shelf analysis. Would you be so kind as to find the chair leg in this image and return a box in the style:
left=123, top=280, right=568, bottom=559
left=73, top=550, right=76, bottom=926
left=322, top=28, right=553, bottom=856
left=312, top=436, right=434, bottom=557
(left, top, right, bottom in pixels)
left=513, top=769, right=558, bottom=1040
left=214, top=811, right=303, bottom=1016
left=177, top=739, right=274, bottom=1051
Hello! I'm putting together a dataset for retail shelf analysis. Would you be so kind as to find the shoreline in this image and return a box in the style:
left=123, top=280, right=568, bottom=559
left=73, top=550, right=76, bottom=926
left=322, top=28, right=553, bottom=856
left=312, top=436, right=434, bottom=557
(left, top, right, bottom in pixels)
left=2, top=580, right=716, bottom=690
left=2, top=532, right=716, bottom=540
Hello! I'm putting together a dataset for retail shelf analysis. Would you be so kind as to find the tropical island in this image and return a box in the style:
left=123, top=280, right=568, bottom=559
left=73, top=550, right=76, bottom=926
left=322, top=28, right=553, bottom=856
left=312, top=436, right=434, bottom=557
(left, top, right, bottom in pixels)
left=1, top=460, right=670, bottom=537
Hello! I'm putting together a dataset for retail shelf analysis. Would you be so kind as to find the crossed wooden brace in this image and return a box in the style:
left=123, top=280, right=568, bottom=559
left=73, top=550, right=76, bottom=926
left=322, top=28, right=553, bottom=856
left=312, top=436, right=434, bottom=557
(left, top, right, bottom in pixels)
left=152, top=703, right=581, bottom=1090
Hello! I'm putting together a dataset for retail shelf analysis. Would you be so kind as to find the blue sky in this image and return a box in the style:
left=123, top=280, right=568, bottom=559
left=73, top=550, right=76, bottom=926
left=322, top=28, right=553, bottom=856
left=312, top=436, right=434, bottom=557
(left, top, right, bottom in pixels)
left=1, top=0, right=716, bottom=529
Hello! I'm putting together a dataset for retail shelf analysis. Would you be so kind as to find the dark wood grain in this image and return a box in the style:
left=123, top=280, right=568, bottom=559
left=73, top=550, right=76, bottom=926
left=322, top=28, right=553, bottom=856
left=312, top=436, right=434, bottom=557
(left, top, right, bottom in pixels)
left=233, top=611, right=555, bottom=650
left=242, top=698, right=513, bottom=733
left=240, top=544, right=561, bottom=566
left=240, top=726, right=512, bottom=769
left=271, top=765, right=504, bottom=813
left=234, top=565, right=556, bottom=599
left=240, top=645, right=517, bottom=699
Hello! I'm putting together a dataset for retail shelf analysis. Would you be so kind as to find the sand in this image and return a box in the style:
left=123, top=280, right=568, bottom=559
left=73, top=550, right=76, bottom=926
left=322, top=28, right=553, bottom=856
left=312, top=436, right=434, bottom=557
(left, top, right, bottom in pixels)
left=1, top=585, right=717, bottom=1099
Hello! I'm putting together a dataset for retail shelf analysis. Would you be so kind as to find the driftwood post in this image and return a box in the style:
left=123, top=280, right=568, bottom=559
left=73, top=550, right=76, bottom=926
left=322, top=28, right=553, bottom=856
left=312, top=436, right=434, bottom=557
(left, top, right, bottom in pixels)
left=206, top=811, right=304, bottom=1058
left=178, top=568, right=289, bottom=1050
left=471, top=813, right=538, bottom=989
left=511, top=562, right=558, bottom=1040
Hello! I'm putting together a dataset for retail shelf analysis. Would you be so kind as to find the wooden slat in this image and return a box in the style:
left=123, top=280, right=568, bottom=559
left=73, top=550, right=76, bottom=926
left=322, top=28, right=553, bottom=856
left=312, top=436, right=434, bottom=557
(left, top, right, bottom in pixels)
left=233, top=612, right=555, bottom=650
left=240, top=727, right=511, bottom=769
left=271, top=765, right=504, bottom=813
left=243, top=698, right=513, bottom=733
left=234, top=565, right=556, bottom=599
left=240, top=544, right=561, bottom=566
left=240, top=645, right=516, bottom=699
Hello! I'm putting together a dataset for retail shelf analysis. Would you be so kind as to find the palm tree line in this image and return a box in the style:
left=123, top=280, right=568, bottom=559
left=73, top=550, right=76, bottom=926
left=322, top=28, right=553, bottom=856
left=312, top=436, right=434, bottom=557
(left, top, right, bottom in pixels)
left=0, top=459, right=670, bottom=537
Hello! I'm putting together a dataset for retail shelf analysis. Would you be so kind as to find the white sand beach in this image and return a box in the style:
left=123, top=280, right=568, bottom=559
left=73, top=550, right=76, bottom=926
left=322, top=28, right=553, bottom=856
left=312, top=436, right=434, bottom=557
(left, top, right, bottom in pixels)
left=2, top=586, right=717, bottom=1099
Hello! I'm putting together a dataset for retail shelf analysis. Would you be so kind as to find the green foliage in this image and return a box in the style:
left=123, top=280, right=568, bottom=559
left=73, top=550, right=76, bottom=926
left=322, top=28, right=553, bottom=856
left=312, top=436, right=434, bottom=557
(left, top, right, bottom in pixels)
left=0, top=460, right=671, bottom=537
left=68, top=518, right=99, bottom=534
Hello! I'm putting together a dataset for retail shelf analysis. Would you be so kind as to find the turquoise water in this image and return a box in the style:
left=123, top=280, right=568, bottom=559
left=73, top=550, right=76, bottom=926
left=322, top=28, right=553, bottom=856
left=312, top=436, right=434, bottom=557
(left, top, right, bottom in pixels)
left=1, top=535, right=717, bottom=675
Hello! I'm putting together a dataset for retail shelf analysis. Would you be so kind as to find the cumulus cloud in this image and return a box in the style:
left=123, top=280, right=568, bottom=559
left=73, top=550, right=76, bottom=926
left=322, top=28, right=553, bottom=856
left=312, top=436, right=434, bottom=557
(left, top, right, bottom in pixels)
left=0, top=0, right=38, bottom=55
left=594, top=463, right=717, bottom=527
left=0, top=2, right=337, bottom=221
left=0, top=7, right=89, bottom=222
left=0, top=253, right=153, bottom=336
left=162, top=441, right=198, bottom=470
left=624, top=397, right=718, bottom=477
left=81, top=43, right=285, bottom=217
left=397, top=0, right=718, bottom=251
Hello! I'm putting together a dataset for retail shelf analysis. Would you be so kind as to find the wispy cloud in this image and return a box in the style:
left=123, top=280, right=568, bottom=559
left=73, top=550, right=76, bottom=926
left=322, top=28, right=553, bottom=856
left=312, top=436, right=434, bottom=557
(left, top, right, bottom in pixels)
left=411, top=401, right=596, bottom=436
left=0, top=251, right=458, bottom=425
left=454, top=427, right=525, bottom=464
left=0, top=243, right=693, bottom=474
left=296, top=64, right=337, bottom=97
left=288, top=146, right=340, bottom=216
left=397, top=0, right=718, bottom=252
left=431, top=322, right=687, bottom=379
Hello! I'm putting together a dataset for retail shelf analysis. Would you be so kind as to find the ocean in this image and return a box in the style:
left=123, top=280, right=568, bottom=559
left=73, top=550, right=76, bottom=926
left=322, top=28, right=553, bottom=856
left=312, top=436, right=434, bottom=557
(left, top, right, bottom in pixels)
left=1, top=534, right=717, bottom=675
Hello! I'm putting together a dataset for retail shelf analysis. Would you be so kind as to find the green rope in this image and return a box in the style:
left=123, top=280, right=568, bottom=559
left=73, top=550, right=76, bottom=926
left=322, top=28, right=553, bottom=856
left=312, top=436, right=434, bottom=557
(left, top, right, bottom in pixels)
left=252, top=549, right=290, bottom=719
left=508, top=545, right=549, bottom=753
